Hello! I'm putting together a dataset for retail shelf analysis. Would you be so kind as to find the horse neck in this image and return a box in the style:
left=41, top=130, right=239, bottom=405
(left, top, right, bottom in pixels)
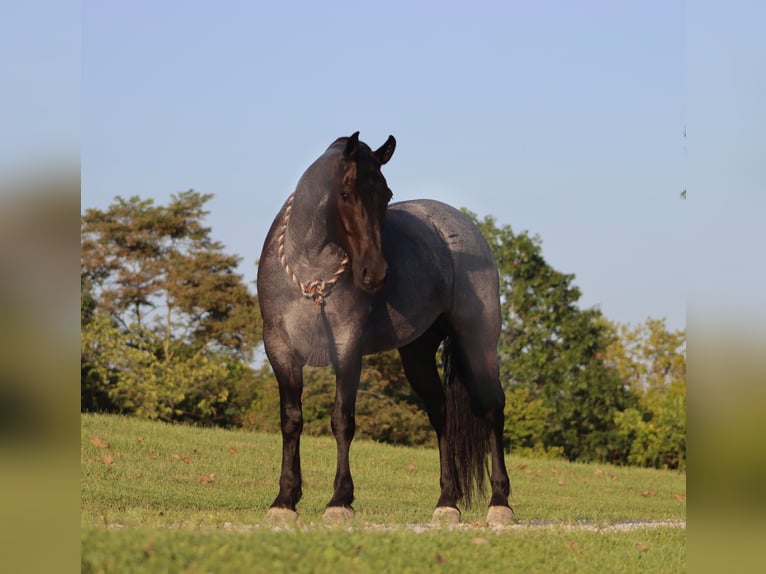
left=282, top=184, right=345, bottom=271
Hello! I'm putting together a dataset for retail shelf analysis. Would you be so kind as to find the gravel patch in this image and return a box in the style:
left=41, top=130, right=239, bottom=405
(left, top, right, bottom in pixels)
left=213, top=519, right=686, bottom=534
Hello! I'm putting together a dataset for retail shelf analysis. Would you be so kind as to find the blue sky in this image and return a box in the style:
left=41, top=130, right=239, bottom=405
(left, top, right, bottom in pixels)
left=71, top=1, right=758, bottom=333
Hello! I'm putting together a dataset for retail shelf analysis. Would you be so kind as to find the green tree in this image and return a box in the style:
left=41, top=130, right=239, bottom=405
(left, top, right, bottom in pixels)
left=80, top=191, right=262, bottom=425
left=249, top=351, right=435, bottom=446
left=467, top=211, right=636, bottom=463
left=356, top=351, right=435, bottom=447
left=607, top=318, right=686, bottom=469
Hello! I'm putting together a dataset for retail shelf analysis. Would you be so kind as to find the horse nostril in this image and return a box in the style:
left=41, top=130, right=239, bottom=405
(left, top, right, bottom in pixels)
left=357, top=261, right=387, bottom=292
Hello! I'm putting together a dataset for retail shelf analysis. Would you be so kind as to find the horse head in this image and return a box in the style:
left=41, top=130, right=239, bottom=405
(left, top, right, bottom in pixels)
left=332, top=131, right=396, bottom=293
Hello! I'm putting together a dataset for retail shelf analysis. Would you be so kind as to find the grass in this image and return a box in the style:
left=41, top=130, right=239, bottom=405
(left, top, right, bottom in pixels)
left=81, top=413, right=686, bottom=572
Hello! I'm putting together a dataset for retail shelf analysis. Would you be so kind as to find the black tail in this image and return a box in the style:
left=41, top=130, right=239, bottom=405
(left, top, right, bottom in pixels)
left=442, top=336, right=489, bottom=507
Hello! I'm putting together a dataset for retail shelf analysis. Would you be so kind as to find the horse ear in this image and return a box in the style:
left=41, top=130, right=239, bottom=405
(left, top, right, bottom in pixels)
left=374, top=135, right=396, bottom=165
left=344, top=131, right=361, bottom=161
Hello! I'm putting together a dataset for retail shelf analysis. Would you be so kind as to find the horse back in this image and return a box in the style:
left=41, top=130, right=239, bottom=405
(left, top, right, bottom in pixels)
left=364, top=199, right=501, bottom=352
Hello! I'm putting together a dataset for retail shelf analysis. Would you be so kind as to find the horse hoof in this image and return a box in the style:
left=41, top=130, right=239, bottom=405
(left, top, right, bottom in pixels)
left=431, top=506, right=461, bottom=526
left=486, top=505, right=514, bottom=527
left=264, top=507, right=299, bottom=528
left=323, top=506, right=354, bottom=524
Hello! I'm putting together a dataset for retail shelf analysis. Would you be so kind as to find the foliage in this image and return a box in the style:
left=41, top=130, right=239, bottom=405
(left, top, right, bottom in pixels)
left=606, top=319, right=686, bottom=470
left=81, top=191, right=262, bottom=426
left=79, top=192, right=685, bottom=469
left=244, top=352, right=435, bottom=447
left=356, top=351, right=435, bottom=447
left=467, top=211, right=637, bottom=464
left=502, top=386, right=562, bottom=459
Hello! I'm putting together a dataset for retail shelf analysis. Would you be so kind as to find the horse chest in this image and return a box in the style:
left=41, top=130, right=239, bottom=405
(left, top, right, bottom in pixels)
left=280, top=300, right=369, bottom=367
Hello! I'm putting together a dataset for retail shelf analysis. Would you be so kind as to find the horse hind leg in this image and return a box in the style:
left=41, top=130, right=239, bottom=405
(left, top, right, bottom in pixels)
left=448, top=330, right=514, bottom=526
left=398, top=326, right=461, bottom=525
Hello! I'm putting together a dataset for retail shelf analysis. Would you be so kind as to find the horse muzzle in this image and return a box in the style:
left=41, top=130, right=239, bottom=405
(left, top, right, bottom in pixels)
left=356, top=260, right=388, bottom=293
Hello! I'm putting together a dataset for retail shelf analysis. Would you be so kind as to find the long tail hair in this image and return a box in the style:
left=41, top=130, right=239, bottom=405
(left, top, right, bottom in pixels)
left=442, top=336, right=489, bottom=507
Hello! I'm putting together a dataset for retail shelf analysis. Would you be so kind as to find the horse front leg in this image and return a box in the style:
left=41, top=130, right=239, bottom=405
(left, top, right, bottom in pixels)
left=323, top=353, right=362, bottom=523
left=264, top=357, right=304, bottom=526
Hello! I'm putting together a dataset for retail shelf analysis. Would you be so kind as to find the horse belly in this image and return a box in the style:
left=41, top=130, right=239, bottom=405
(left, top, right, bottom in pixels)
left=362, top=209, right=453, bottom=354
left=363, top=295, right=445, bottom=354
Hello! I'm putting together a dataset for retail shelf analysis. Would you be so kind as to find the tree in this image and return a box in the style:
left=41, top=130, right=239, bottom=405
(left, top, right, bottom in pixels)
left=247, top=351, right=436, bottom=447
left=80, top=191, right=262, bottom=425
left=606, top=318, right=686, bottom=469
left=466, top=211, right=636, bottom=463
left=356, top=351, right=435, bottom=447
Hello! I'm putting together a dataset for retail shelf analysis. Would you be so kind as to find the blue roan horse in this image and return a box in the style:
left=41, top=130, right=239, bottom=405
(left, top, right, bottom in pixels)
left=257, top=132, right=513, bottom=526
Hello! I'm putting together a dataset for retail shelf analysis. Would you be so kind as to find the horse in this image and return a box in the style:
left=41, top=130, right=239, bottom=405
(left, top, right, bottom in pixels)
left=256, top=132, right=513, bottom=527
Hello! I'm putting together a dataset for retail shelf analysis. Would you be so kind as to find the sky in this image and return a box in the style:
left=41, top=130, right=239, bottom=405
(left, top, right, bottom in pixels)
left=68, top=1, right=762, bottom=334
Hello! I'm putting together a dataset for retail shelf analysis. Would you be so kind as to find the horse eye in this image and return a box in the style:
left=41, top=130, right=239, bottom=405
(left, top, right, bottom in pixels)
left=341, top=192, right=351, bottom=202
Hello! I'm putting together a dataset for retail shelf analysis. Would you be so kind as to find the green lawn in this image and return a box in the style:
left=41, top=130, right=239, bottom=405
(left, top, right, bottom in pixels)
left=81, top=413, right=685, bottom=572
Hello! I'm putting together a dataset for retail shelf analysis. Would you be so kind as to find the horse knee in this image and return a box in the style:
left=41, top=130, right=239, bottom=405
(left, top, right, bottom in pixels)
left=472, top=382, right=505, bottom=416
left=331, top=408, right=356, bottom=442
left=281, top=405, right=303, bottom=436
